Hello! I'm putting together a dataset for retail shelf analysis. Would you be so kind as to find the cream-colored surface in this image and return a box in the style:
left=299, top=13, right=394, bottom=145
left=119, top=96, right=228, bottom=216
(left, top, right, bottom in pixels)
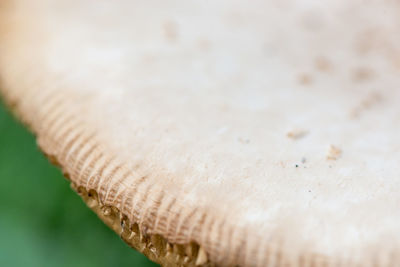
left=1, top=0, right=400, bottom=266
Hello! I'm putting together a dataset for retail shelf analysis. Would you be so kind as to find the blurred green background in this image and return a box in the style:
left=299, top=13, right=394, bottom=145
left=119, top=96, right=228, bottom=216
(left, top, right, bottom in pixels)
left=0, top=100, right=159, bottom=267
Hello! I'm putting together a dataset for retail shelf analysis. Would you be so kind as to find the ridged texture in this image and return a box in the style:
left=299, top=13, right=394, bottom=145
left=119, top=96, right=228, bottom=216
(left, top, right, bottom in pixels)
left=1, top=0, right=400, bottom=266
left=0, top=83, right=221, bottom=266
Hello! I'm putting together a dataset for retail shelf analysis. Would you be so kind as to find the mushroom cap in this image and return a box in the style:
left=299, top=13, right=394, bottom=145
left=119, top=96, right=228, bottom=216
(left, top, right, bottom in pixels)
left=1, top=0, right=400, bottom=266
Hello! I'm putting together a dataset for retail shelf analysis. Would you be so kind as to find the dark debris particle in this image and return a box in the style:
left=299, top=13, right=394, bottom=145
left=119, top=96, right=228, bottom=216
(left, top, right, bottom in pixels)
left=295, top=164, right=299, bottom=168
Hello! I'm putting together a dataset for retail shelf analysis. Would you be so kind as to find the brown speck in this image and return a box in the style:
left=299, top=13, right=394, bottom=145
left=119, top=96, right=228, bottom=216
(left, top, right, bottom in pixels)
left=163, top=20, right=178, bottom=42
left=355, top=28, right=379, bottom=55
left=298, top=73, right=313, bottom=85
left=315, top=56, right=332, bottom=72
left=352, top=67, right=374, bottom=82
left=287, top=129, right=308, bottom=140
left=350, top=91, right=383, bottom=118
left=327, top=145, right=342, bottom=160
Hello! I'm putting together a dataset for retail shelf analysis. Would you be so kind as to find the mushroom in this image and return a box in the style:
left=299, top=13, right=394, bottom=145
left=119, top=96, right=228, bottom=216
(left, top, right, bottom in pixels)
left=1, top=0, right=400, bottom=266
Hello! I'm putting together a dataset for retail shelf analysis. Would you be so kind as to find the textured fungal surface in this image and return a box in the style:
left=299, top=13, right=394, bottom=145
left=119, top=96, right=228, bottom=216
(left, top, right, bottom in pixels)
left=1, top=0, right=400, bottom=266
left=72, top=184, right=214, bottom=267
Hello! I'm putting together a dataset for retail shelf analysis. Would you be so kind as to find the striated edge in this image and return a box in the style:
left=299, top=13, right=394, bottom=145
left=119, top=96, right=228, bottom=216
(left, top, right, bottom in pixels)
left=1, top=78, right=378, bottom=267
left=2, top=77, right=398, bottom=267
left=4, top=57, right=393, bottom=267
left=0, top=91, right=216, bottom=267
left=70, top=182, right=214, bottom=267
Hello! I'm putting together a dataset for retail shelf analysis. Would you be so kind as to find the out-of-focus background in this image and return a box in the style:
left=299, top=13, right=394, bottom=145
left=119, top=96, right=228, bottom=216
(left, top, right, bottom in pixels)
left=0, top=100, right=159, bottom=267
